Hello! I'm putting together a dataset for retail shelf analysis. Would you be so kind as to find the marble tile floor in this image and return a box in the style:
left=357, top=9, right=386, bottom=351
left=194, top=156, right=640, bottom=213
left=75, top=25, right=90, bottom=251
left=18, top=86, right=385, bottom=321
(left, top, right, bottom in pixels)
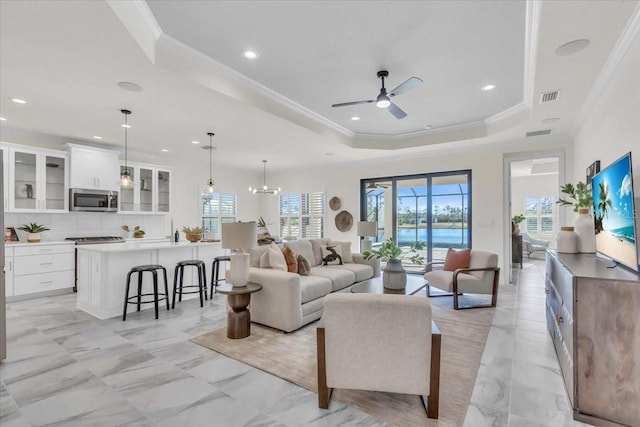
left=0, top=259, right=593, bottom=427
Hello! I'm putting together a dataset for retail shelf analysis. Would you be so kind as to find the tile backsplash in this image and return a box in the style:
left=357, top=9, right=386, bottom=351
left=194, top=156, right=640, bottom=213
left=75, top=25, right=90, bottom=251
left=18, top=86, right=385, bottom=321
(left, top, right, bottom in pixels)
left=4, top=212, right=167, bottom=242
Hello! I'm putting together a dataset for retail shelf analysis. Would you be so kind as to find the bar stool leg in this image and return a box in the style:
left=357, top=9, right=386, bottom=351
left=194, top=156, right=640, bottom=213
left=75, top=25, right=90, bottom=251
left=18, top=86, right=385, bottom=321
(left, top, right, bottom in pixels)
left=152, top=270, right=159, bottom=319
left=172, top=265, right=179, bottom=309
left=202, top=264, right=208, bottom=301
left=178, top=266, right=184, bottom=302
left=198, top=265, right=204, bottom=307
left=123, top=270, right=133, bottom=321
left=162, top=267, right=170, bottom=311
left=137, top=271, right=143, bottom=312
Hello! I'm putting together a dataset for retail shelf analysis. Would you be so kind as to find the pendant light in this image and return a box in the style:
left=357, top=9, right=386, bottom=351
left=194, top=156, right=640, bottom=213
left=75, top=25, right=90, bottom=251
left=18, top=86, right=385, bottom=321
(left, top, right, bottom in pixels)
left=205, top=132, right=215, bottom=194
left=249, top=160, right=281, bottom=195
left=119, top=109, right=133, bottom=188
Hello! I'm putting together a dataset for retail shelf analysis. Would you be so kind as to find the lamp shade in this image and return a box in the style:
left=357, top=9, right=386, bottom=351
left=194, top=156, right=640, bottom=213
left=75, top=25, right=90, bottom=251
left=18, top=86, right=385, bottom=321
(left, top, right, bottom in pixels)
left=357, top=221, right=377, bottom=237
left=221, top=222, right=257, bottom=250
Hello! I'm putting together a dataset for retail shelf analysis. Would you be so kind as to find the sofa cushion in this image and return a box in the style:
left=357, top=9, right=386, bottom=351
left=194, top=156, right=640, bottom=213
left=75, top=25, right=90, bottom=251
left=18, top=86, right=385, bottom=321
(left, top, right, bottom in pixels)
left=250, top=245, right=270, bottom=267
left=261, top=242, right=287, bottom=271
left=326, top=263, right=374, bottom=282
left=310, top=266, right=356, bottom=292
left=282, top=246, right=297, bottom=273
left=328, top=240, right=353, bottom=263
left=284, top=240, right=316, bottom=267
left=424, top=270, right=482, bottom=293
left=310, top=238, right=330, bottom=266
left=321, top=245, right=343, bottom=265
left=300, top=275, right=332, bottom=304
left=297, top=255, right=311, bottom=276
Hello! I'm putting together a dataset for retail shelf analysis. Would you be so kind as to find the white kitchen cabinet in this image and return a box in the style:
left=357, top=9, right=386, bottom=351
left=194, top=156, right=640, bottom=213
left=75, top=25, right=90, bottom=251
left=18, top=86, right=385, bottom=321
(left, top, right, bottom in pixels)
left=11, top=243, right=74, bottom=298
left=67, top=144, right=119, bottom=191
left=0, top=143, right=69, bottom=212
left=119, top=162, right=171, bottom=214
left=4, top=247, right=14, bottom=297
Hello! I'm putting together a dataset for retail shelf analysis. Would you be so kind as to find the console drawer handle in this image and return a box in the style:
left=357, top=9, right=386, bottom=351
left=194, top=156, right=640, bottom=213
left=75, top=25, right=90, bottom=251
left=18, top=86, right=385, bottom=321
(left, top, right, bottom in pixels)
left=556, top=314, right=564, bottom=324
left=40, top=280, right=53, bottom=284
left=40, top=262, right=53, bottom=266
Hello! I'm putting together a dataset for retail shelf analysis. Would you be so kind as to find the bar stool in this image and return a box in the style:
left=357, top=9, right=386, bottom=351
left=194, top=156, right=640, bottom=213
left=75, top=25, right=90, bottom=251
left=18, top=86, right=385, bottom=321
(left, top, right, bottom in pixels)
left=122, top=265, right=169, bottom=321
left=172, top=260, right=208, bottom=308
left=210, top=255, right=231, bottom=297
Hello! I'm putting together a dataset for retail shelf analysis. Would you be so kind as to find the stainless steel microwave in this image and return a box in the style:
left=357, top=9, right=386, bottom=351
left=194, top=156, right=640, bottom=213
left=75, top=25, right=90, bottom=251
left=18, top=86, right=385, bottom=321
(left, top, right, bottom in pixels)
left=69, top=188, right=118, bottom=212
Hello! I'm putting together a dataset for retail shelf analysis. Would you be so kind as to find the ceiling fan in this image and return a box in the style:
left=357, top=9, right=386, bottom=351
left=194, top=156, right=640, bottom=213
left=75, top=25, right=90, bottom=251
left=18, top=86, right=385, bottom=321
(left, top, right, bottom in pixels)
left=332, top=70, right=422, bottom=119
left=366, top=182, right=390, bottom=189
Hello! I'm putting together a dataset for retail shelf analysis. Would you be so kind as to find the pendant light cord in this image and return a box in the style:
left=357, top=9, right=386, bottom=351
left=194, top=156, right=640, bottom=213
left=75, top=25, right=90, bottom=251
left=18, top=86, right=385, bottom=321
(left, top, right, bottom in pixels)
left=208, top=132, right=215, bottom=183
left=263, top=160, right=267, bottom=187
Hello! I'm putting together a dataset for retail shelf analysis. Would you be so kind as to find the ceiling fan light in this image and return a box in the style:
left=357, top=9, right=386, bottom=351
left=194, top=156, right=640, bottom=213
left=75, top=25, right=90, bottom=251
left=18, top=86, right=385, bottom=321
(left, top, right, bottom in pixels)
left=376, top=94, right=390, bottom=108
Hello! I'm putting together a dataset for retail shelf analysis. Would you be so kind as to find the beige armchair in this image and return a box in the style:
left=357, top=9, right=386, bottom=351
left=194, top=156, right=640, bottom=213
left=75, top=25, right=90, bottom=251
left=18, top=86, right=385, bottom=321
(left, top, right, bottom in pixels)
left=424, top=250, right=500, bottom=310
left=317, top=293, right=441, bottom=419
left=521, top=232, right=550, bottom=257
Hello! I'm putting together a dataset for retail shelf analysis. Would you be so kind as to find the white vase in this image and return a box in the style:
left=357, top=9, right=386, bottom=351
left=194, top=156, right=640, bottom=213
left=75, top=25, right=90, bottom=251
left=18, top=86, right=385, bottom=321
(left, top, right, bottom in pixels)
left=383, top=258, right=407, bottom=289
left=557, top=227, right=578, bottom=253
left=573, top=208, right=596, bottom=253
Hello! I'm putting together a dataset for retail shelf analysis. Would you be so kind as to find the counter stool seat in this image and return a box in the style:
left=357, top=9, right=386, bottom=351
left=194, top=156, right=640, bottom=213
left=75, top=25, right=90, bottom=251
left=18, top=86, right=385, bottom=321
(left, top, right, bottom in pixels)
left=123, top=264, right=169, bottom=321
left=173, top=260, right=208, bottom=308
left=210, top=255, right=231, bottom=297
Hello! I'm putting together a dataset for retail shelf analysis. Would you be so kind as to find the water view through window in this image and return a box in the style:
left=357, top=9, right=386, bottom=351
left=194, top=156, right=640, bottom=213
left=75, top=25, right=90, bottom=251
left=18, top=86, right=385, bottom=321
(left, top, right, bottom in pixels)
left=362, top=171, right=471, bottom=272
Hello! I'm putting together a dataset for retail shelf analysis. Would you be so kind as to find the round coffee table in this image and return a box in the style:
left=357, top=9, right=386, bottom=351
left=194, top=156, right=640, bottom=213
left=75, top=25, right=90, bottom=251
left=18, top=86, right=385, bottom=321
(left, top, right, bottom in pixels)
left=216, top=283, right=262, bottom=339
left=351, top=274, right=427, bottom=295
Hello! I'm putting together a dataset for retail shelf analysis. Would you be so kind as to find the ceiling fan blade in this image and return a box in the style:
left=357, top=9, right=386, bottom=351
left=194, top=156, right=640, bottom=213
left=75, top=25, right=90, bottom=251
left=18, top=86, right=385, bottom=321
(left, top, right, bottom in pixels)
left=331, top=100, right=375, bottom=108
left=388, top=77, right=423, bottom=97
left=388, top=102, right=407, bottom=119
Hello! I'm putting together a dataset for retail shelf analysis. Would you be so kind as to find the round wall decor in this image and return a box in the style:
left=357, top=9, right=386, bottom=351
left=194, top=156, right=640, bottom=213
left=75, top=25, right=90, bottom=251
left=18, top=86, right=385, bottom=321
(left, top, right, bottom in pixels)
left=329, top=196, right=342, bottom=211
left=335, top=210, right=353, bottom=232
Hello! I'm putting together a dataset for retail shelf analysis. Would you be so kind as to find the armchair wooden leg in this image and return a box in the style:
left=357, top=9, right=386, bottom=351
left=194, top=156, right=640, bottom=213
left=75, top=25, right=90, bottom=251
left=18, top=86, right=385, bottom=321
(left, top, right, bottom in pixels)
left=427, top=323, right=441, bottom=418
left=452, top=280, right=460, bottom=310
left=317, top=327, right=332, bottom=409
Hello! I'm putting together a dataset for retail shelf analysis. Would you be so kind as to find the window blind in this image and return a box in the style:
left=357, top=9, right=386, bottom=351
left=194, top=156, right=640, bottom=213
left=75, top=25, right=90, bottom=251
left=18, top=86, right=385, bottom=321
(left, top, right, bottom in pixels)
left=280, top=192, right=325, bottom=239
left=201, top=192, right=237, bottom=239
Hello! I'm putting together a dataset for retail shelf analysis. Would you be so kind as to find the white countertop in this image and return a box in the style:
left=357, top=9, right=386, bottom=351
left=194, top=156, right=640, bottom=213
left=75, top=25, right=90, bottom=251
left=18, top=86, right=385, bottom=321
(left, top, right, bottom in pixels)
left=76, top=240, right=222, bottom=252
left=5, top=240, right=75, bottom=248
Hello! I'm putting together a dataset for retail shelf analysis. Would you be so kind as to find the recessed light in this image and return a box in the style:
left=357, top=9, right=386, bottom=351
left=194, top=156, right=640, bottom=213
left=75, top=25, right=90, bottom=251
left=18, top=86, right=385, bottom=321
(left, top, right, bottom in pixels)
left=0, top=117, right=6, bottom=121
left=192, top=140, right=200, bottom=144
left=555, top=39, right=590, bottom=56
left=424, top=125, right=432, bottom=130
left=118, top=81, right=143, bottom=92
left=11, top=98, right=26, bottom=104
left=243, top=50, right=258, bottom=59
left=351, top=116, right=360, bottom=121
left=161, top=149, right=169, bottom=152
left=92, top=135, right=103, bottom=139
left=541, top=117, right=560, bottom=124
left=325, top=152, right=335, bottom=156
left=121, top=124, right=131, bottom=128
left=481, top=84, right=495, bottom=91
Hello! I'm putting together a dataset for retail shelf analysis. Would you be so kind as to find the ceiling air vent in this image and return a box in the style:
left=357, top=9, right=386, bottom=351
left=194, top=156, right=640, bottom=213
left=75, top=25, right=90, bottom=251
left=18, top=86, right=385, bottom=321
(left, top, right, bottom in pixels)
left=526, top=129, right=551, bottom=137
left=539, top=90, right=561, bottom=103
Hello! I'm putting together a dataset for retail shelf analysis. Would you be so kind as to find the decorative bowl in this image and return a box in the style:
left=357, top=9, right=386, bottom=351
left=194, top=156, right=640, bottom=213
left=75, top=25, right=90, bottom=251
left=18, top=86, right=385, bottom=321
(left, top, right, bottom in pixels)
left=185, top=233, right=202, bottom=243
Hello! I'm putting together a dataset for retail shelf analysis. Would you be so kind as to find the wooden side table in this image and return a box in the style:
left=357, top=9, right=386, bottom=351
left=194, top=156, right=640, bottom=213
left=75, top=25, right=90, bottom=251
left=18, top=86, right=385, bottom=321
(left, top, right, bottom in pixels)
left=216, top=283, right=262, bottom=339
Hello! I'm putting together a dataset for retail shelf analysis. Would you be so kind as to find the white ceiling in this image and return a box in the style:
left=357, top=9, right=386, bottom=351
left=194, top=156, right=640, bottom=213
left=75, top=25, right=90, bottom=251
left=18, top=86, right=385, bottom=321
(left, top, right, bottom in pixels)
left=0, top=0, right=638, bottom=173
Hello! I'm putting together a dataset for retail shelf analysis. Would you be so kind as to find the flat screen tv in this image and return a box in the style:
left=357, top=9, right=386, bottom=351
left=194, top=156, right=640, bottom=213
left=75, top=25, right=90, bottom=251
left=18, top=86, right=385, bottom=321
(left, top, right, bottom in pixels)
left=591, top=152, right=639, bottom=271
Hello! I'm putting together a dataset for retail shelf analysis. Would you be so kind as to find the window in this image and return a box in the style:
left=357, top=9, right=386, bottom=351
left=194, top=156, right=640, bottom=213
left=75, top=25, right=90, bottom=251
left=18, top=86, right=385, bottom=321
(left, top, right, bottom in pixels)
left=524, top=195, right=554, bottom=235
left=201, top=192, right=237, bottom=239
left=280, top=192, right=325, bottom=239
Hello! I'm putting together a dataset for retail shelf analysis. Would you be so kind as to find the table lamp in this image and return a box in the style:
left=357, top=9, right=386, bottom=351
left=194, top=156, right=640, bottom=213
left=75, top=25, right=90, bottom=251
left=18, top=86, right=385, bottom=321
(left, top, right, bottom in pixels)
left=357, top=221, right=377, bottom=253
left=221, top=222, right=257, bottom=287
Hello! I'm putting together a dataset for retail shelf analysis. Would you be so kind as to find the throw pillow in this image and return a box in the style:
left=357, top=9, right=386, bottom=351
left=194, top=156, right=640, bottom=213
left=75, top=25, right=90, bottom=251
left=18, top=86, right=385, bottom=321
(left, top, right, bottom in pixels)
left=297, top=255, right=311, bottom=276
left=282, top=246, right=298, bottom=273
left=443, top=248, right=471, bottom=271
left=328, top=240, right=353, bottom=263
left=321, top=245, right=343, bottom=265
left=268, top=242, right=287, bottom=271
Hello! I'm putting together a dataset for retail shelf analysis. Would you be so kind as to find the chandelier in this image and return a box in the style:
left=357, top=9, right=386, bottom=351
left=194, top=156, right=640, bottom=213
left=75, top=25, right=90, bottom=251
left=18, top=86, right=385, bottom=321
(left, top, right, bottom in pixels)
left=249, top=160, right=281, bottom=195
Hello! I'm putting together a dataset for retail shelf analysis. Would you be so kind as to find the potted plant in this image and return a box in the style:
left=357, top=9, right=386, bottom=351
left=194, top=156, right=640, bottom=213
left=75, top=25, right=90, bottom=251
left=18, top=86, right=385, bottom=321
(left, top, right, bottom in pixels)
left=364, top=239, right=425, bottom=289
left=556, top=181, right=595, bottom=253
left=182, top=226, right=204, bottom=243
left=512, top=214, right=525, bottom=234
left=17, top=222, right=50, bottom=243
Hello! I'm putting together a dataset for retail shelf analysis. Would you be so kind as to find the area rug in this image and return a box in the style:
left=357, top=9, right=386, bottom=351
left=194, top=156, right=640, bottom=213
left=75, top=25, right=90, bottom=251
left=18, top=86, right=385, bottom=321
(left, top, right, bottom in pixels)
left=191, top=293, right=494, bottom=426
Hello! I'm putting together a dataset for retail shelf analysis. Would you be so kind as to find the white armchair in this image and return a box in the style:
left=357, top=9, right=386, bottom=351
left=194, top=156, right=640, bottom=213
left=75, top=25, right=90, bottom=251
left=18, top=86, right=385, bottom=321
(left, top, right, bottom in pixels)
left=424, top=250, right=500, bottom=310
left=317, top=293, right=441, bottom=418
left=521, top=232, right=550, bottom=257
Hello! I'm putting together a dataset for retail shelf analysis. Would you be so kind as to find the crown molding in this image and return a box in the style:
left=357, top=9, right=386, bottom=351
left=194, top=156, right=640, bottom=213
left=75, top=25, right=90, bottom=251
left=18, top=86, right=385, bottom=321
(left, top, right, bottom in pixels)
left=571, top=2, right=640, bottom=137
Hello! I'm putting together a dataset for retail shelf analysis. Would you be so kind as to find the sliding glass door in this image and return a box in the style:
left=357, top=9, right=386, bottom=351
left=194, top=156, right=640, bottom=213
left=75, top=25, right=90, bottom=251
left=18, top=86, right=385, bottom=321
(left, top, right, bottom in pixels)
left=362, top=170, right=471, bottom=273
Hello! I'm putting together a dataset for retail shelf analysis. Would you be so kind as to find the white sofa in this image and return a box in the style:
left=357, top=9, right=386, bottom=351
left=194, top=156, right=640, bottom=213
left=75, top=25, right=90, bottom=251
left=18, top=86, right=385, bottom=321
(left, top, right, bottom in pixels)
left=247, top=238, right=380, bottom=332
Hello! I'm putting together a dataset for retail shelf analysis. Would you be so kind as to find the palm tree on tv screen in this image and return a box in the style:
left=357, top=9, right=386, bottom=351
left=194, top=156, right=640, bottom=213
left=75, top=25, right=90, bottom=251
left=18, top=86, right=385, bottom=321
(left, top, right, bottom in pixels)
left=595, top=181, right=613, bottom=233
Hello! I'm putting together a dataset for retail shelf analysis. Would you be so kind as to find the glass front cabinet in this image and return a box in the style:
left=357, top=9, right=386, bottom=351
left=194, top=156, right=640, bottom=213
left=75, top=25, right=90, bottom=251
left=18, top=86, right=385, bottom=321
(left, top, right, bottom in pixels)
left=1, top=143, right=68, bottom=212
left=119, top=163, right=171, bottom=214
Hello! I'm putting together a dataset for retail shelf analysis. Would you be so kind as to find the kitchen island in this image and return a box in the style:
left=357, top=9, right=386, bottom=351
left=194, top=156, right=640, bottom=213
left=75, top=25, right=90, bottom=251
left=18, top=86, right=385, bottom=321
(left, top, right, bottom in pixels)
left=76, top=240, right=225, bottom=319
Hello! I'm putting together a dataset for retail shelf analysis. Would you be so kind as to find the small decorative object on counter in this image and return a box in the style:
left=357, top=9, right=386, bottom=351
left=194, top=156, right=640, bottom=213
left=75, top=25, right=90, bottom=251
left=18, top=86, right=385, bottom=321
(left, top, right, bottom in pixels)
left=122, top=225, right=132, bottom=238
left=557, top=226, right=578, bottom=253
left=174, top=229, right=180, bottom=243
left=17, top=222, right=50, bottom=243
left=133, top=226, right=145, bottom=238
left=182, top=226, right=203, bottom=243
